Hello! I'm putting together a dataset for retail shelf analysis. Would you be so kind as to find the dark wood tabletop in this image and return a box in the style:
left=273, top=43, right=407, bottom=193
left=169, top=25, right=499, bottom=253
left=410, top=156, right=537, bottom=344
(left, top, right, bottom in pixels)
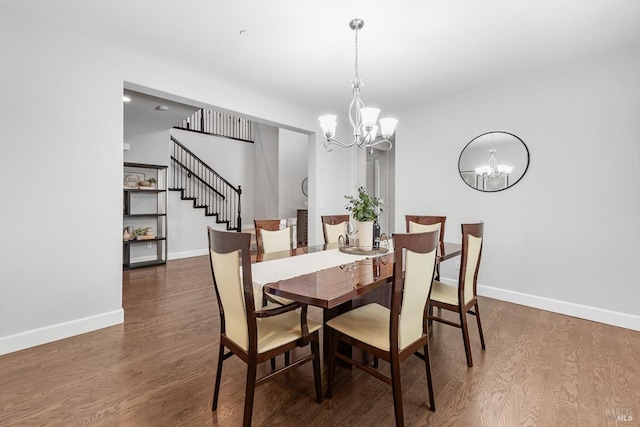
left=263, top=242, right=461, bottom=309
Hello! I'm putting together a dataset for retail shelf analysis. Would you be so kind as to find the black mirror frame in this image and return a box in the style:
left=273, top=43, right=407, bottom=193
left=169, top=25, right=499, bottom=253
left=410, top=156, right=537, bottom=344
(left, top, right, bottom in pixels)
left=458, top=131, right=530, bottom=193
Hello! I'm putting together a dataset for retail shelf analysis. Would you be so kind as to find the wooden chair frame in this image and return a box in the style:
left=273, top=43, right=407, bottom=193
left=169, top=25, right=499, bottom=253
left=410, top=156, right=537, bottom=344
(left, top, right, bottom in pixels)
left=327, top=231, right=439, bottom=426
left=405, top=215, right=447, bottom=280
left=321, top=214, right=350, bottom=244
left=207, top=227, right=322, bottom=427
left=428, top=222, right=486, bottom=367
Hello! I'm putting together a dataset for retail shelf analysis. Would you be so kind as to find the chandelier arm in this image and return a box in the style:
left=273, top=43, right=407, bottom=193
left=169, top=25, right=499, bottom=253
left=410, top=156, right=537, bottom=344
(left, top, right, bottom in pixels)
left=324, top=136, right=357, bottom=151
left=356, top=131, right=374, bottom=148
left=358, top=137, right=393, bottom=151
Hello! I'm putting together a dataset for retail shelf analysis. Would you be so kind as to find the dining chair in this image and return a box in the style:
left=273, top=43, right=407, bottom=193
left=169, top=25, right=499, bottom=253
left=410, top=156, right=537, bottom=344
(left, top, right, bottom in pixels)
left=253, top=218, right=295, bottom=311
left=207, top=227, right=322, bottom=427
left=321, top=214, right=350, bottom=244
left=428, top=222, right=485, bottom=367
left=326, top=231, right=439, bottom=426
left=254, top=219, right=292, bottom=254
left=405, top=215, right=446, bottom=279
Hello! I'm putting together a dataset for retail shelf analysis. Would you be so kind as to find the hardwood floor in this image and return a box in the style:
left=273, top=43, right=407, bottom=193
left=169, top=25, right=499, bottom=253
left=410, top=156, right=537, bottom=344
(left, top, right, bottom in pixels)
left=1, top=256, right=638, bottom=426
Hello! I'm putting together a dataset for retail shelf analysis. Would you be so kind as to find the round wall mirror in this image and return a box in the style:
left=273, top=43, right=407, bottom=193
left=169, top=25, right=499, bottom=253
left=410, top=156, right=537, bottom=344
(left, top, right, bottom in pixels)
left=458, top=131, right=529, bottom=192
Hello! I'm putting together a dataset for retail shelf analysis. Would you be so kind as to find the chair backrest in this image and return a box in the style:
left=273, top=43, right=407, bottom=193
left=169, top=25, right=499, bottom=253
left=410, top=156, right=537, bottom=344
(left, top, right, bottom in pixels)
left=261, top=228, right=292, bottom=253
left=254, top=219, right=291, bottom=254
left=458, top=223, right=484, bottom=305
left=391, top=231, right=438, bottom=350
left=405, top=215, right=446, bottom=255
left=207, top=227, right=255, bottom=351
left=321, top=215, right=350, bottom=244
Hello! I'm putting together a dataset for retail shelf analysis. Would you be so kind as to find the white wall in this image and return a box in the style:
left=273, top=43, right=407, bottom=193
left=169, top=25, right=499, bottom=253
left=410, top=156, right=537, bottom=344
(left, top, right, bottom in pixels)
left=395, top=46, right=640, bottom=330
left=0, top=10, right=351, bottom=355
left=0, top=11, right=125, bottom=354
left=310, top=120, right=360, bottom=239
left=254, top=123, right=279, bottom=221
left=278, top=129, right=308, bottom=219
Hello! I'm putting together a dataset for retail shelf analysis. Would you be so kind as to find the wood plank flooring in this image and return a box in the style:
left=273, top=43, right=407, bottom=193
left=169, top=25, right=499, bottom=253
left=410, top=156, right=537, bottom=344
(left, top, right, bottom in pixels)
left=1, top=256, right=638, bottom=426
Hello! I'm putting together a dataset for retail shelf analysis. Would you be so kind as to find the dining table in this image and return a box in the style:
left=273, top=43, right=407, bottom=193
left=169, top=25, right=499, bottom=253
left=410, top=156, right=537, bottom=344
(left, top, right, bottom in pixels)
left=252, top=240, right=462, bottom=356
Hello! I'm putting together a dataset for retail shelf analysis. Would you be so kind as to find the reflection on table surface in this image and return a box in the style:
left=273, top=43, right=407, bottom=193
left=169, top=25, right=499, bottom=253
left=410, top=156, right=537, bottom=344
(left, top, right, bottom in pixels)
left=259, top=241, right=461, bottom=309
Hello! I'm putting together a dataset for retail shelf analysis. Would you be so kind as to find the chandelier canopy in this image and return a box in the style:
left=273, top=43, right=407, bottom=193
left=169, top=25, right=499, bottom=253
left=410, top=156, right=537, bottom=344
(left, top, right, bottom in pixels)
left=318, top=19, right=397, bottom=152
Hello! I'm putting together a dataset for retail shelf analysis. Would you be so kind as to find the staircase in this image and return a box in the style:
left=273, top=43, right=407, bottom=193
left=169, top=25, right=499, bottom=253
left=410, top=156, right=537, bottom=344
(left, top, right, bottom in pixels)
left=170, top=136, right=241, bottom=231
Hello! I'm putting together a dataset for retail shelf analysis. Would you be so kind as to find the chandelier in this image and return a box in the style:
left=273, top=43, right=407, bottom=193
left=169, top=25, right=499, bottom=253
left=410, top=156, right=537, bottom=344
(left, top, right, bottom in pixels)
left=475, top=134, right=513, bottom=177
left=318, top=19, right=397, bottom=152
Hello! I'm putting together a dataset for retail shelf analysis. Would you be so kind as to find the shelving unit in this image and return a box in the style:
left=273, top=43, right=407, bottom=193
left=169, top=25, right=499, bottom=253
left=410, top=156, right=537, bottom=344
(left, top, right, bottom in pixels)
left=123, top=162, right=168, bottom=270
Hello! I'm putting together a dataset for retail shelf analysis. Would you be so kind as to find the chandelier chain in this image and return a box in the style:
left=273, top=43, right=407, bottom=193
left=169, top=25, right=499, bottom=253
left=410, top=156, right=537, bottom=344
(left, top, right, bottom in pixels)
left=354, top=25, right=359, bottom=81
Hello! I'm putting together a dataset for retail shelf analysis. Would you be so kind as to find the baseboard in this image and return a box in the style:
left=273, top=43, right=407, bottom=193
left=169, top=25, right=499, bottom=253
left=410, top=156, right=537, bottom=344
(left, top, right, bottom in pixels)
left=439, top=277, right=639, bottom=331
left=168, top=249, right=208, bottom=260
left=0, top=309, right=124, bottom=356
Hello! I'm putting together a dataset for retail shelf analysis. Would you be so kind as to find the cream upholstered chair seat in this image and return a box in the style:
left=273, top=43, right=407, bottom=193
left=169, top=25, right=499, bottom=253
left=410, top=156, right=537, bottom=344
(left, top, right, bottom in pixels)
left=326, top=303, right=390, bottom=351
left=228, top=300, right=322, bottom=353
left=325, top=222, right=347, bottom=244
left=430, top=281, right=459, bottom=306
left=254, top=311, right=322, bottom=354
left=326, top=302, right=431, bottom=352
left=326, top=232, right=439, bottom=426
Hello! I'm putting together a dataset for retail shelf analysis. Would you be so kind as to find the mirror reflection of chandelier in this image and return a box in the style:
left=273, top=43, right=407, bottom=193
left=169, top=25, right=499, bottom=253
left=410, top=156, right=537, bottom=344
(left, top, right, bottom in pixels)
left=475, top=134, right=513, bottom=178
left=318, top=19, right=398, bottom=152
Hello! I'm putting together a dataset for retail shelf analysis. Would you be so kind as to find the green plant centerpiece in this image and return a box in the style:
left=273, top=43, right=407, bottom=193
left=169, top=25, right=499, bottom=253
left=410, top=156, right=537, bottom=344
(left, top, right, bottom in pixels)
left=344, top=186, right=383, bottom=221
left=344, top=186, right=383, bottom=250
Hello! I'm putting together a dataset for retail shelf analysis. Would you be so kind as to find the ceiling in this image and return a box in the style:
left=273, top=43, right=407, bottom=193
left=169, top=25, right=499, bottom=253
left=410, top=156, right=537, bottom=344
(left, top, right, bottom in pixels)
left=123, top=89, right=199, bottom=128
left=5, top=0, right=640, bottom=124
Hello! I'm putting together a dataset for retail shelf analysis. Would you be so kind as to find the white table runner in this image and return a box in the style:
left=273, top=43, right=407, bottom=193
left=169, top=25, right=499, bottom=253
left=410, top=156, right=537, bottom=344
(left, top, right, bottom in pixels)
left=252, top=245, right=393, bottom=301
left=254, top=249, right=357, bottom=286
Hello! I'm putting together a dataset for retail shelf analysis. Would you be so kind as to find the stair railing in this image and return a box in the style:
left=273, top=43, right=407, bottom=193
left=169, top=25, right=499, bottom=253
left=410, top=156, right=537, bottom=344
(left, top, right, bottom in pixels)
left=170, top=136, right=241, bottom=231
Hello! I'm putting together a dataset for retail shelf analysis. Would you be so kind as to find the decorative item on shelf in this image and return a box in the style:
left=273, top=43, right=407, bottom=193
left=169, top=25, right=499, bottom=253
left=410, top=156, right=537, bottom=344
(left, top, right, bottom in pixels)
left=318, top=18, right=397, bottom=152
left=133, top=227, right=154, bottom=240
left=124, top=172, right=145, bottom=189
left=123, top=228, right=131, bottom=241
left=344, top=186, right=383, bottom=251
left=138, top=177, right=156, bottom=190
